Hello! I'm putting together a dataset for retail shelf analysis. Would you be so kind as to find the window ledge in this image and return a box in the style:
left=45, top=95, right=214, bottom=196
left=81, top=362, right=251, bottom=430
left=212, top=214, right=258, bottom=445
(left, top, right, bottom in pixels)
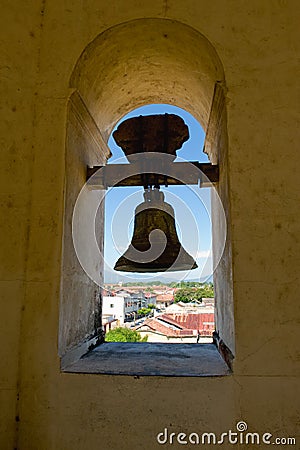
left=62, top=342, right=231, bottom=377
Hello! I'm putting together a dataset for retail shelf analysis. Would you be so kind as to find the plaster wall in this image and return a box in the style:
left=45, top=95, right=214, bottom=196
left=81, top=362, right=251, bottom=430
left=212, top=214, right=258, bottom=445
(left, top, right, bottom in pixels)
left=102, top=296, right=125, bottom=324
left=0, top=1, right=299, bottom=449
left=59, top=92, right=108, bottom=356
left=212, top=101, right=235, bottom=354
left=69, top=17, right=235, bottom=357
left=136, top=331, right=211, bottom=344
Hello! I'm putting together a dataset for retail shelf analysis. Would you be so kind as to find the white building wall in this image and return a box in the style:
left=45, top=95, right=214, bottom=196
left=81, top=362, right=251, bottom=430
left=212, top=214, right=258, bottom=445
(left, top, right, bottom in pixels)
left=137, top=330, right=213, bottom=344
left=102, top=296, right=125, bottom=325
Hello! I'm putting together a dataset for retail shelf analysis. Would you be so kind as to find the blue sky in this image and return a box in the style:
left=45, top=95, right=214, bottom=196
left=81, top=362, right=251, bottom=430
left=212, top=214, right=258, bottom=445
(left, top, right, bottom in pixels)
left=104, top=104, right=213, bottom=283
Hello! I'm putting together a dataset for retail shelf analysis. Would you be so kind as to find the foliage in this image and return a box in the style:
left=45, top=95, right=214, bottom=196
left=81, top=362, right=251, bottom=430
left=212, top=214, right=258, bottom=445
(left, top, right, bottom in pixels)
left=147, top=303, right=156, bottom=309
left=105, top=281, right=214, bottom=289
left=105, top=327, right=148, bottom=342
left=170, top=281, right=214, bottom=289
left=138, top=303, right=156, bottom=316
left=138, top=307, right=152, bottom=316
left=122, top=281, right=164, bottom=286
left=174, top=284, right=214, bottom=303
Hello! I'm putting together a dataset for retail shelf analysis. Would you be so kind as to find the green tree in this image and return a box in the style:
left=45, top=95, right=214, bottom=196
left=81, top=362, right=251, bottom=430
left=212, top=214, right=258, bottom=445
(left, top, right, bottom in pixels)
left=145, top=286, right=154, bottom=292
left=138, top=307, right=151, bottom=316
left=105, top=327, right=148, bottom=342
left=174, top=284, right=214, bottom=303
left=147, top=303, right=156, bottom=309
left=138, top=304, right=156, bottom=316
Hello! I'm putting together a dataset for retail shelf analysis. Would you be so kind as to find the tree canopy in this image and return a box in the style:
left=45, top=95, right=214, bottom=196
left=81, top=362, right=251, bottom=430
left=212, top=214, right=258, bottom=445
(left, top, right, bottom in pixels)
left=105, top=327, right=148, bottom=342
left=138, top=304, right=156, bottom=316
left=174, top=284, right=214, bottom=303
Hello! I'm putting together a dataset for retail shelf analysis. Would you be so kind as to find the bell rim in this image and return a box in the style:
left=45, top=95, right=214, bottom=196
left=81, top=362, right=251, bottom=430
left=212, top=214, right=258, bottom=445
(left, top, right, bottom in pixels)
left=114, top=258, right=198, bottom=273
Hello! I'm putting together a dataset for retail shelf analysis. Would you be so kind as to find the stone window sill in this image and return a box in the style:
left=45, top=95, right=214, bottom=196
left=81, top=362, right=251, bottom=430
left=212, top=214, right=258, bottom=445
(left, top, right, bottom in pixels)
left=62, top=342, right=231, bottom=377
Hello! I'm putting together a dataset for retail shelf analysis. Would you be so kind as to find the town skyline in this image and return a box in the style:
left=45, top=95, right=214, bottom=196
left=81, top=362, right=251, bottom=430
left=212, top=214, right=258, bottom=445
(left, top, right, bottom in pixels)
left=103, top=281, right=215, bottom=343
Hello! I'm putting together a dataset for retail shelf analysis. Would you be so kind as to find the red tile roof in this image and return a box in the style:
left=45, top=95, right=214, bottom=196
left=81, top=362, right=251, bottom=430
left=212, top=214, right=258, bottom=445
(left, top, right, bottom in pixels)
left=136, top=312, right=214, bottom=337
left=137, top=319, right=179, bottom=337
left=157, top=315, right=184, bottom=329
left=136, top=310, right=214, bottom=337
left=162, top=312, right=213, bottom=328
left=160, top=313, right=214, bottom=335
left=156, top=294, right=173, bottom=302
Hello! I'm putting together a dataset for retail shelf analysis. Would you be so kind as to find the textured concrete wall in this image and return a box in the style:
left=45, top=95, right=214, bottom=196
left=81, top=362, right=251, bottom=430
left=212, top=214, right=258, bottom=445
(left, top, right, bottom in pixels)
left=59, top=92, right=108, bottom=356
left=68, top=18, right=234, bottom=357
left=0, top=1, right=299, bottom=449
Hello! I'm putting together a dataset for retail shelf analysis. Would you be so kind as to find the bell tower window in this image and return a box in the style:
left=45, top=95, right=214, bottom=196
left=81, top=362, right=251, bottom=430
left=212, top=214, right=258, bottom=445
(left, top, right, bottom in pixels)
left=59, top=19, right=234, bottom=376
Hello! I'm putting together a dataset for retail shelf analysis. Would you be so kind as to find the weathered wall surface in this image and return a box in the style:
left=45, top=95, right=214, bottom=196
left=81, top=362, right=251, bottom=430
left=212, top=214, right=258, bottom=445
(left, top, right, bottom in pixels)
left=0, top=1, right=299, bottom=449
left=0, top=3, right=45, bottom=447
left=59, top=92, right=108, bottom=356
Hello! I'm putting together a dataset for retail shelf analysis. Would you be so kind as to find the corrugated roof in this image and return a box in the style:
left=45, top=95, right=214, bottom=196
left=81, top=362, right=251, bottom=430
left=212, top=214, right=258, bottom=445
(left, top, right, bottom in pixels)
left=136, top=311, right=214, bottom=337
left=160, top=312, right=214, bottom=331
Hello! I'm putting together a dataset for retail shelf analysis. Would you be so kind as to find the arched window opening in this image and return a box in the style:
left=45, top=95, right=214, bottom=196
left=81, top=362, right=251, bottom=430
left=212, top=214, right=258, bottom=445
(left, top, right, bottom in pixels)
left=103, top=104, right=216, bottom=345
left=59, top=18, right=234, bottom=375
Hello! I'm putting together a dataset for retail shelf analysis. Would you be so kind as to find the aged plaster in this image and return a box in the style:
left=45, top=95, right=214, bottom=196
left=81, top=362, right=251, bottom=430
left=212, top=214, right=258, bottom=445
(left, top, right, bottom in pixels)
left=0, top=1, right=299, bottom=449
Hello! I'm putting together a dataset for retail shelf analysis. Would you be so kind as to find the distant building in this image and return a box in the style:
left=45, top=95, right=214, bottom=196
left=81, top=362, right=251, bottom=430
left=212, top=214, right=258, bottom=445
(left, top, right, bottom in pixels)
left=135, top=310, right=214, bottom=343
left=102, top=314, right=118, bottom=333
left=102, top=291, right=154, bottom=326
left=201, top=297, right=215, bottom=307
left=144, top=293, right=157, bottom=307
left=113, top=289, right=132, bottom=298
left=160, top=312, right=215, bottom=336
left=155, top=293, right=173, bottom=309
left=165, top=301, right=214, bottom=313
left=102, top=288, right=114, bottom=297
left=102, top=296, right=126, bottom=325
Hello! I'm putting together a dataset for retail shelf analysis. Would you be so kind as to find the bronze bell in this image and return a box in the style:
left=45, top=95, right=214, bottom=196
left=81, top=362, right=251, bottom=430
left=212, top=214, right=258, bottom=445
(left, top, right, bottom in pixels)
left=114, top=189, right=198, bottom=273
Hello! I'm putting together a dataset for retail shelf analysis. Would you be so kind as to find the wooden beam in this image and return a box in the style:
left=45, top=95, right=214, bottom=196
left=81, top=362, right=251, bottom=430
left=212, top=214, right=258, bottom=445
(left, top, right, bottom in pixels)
left=86, top=162, right=219, bottom=189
